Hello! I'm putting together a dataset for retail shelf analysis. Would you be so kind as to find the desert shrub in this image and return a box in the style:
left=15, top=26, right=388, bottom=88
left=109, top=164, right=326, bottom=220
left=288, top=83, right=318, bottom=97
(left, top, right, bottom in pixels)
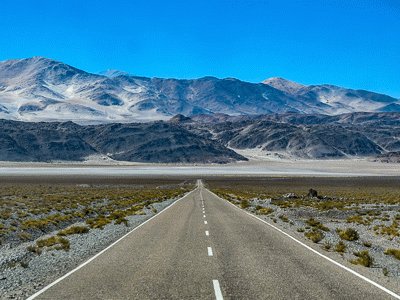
left=27, top=245, right=42, bottom=255
left=36, top=236, right=70, bottom=251
left=114, top=217, right=129, bottom=226
left=384, top=248, right=400, bottom=260
left=338, top=228, right=359, bottom=241
left=279, top=215, right=289, bottom=223
left=257, top=207, right=274, bottom=215
left=306, top=218, right=330, bottom=232
left=335, top=241, right=346, bottom=253
left=346, top=215, right=370, bottom=225
left=21, top=219, right=49, bottom=230
left=240, top=200, right=250, bottom=209
left=304, top=229, right=324, bottom=243
left=350, top=250, right=373, bottom=267
left=323, top=241, right=332, bottom=250
left=377, top=221, right=399, bottom=237
left=18, top=231, right=32, bottom=241
left=86, top=216, right=111, bottom=229
left=57, top=225, right=89, bottom=236
left=383, top=268, right=389, bottom=276
left=362, top=241, right=372, bottom=248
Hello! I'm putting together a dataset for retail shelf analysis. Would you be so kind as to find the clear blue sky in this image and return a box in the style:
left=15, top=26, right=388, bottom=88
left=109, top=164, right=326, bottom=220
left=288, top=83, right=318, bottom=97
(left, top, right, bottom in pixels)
left=1, top=0, right=399, bottom=97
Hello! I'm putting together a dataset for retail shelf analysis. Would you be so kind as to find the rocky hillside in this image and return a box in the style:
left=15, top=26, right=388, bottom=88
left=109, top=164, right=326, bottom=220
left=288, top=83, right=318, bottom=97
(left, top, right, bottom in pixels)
left=1, top=112, right=399, bottom=162
left=0, top=120, right=245, bottom=163
left=185, top=112, right=400, bottom=159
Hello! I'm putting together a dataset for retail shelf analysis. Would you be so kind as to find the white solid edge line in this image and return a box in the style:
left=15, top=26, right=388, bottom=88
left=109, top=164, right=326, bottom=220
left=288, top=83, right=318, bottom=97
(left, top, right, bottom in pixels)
left=213, top=280, right=224, bottom=300
left=207, top=189, right=400, bottom=300
left=27, top=187, right=199, bottom=300
left=208, top=246, right=213, bottom=256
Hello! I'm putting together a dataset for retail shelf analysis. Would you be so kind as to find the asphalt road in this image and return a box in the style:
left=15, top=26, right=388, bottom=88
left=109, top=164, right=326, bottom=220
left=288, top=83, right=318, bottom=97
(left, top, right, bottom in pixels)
left=32, top=180, right=398, bottom=300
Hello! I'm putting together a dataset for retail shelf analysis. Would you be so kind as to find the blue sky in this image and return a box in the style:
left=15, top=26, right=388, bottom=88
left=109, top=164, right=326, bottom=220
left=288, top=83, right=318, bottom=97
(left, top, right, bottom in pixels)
left=1, top=0, right=399, bottom=97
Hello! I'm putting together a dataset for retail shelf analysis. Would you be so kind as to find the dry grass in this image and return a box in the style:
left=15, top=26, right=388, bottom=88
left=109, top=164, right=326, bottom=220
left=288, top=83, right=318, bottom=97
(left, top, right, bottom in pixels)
left=33, top=236, right=70, bottom=251
left=57, top=225, right=89, bottom=236
left=384, top=248, right=400, bottom=260
left=334, top=241, right=347, bottom=253
left=374, top=221, right=399, bottom=238
left=305, top=218, right=330, bottom=232
left=208, top=177, right=400, bottom=212
left=337, top=228, right=359, bottom=241
left=256, top=206, right=274, bottom=215
left=304, top=229, right=324, bottom=243
left=0, top=180, right=194, bottom=246
left=350, top=250, right=373, bottom=267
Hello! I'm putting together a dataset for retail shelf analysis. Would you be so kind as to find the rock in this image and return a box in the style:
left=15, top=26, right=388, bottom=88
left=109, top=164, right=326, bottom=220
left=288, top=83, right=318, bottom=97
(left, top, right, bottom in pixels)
left=283, top=193, right=297, bottom=199
left=307, top=189, right=318, bottom=198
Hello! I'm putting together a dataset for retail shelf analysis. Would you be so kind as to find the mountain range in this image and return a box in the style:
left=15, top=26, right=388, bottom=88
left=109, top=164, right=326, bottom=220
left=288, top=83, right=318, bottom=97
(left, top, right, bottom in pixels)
left=1, top=112, right=399, bottom=163
left=1, top=56, right=399, bottom=124
left=1, top=56, right=399, bottom=163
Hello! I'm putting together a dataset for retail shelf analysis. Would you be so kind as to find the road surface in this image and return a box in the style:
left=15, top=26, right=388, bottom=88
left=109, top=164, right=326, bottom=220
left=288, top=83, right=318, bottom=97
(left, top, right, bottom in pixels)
left=31, top=181, right=398, bottom=299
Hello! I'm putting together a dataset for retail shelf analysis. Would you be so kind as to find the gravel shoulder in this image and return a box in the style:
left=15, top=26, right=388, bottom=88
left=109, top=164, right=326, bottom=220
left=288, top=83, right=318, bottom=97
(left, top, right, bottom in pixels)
left=211, top=192, right=400, bottom=292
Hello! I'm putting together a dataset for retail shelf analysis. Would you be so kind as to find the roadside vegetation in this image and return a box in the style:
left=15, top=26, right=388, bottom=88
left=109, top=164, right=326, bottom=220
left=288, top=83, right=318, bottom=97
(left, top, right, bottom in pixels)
left=207, top=176, right=400, bottom=277
left=0, top=181, right=194, bottom=252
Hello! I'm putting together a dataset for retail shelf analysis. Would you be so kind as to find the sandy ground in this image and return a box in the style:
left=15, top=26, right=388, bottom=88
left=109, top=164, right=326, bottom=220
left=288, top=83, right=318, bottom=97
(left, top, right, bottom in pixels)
left=0, top=158, right=398, bottom=177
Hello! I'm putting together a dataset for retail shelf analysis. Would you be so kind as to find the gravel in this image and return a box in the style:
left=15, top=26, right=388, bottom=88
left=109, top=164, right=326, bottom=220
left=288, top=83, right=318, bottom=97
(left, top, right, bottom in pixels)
left=245, top=198, right=400, bottom=281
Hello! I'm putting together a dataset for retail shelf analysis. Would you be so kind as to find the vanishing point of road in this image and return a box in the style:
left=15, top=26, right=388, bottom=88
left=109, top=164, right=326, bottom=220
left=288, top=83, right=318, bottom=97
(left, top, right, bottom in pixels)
left=29, top=180, right=399, bottom=300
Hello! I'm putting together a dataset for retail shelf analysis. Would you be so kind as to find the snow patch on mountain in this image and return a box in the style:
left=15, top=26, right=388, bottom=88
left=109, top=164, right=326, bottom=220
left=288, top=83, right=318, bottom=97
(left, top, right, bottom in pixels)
left=0, top=57, right=399, bottom=123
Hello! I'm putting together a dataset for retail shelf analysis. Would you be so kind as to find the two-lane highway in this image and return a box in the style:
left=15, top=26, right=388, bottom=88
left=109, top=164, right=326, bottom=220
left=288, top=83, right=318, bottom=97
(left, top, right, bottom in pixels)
left=30, top=180, right=399, bottom=299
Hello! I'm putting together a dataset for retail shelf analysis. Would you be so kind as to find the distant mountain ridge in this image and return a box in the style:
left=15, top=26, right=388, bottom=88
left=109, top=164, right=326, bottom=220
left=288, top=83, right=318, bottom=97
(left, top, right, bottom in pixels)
left=187, top=112, right=400, bottom=159
left=1, top=112, right=399, bottom=163
left=0, top=119, right=245, bottom=163
left=0, top=57, right=399, bottom=124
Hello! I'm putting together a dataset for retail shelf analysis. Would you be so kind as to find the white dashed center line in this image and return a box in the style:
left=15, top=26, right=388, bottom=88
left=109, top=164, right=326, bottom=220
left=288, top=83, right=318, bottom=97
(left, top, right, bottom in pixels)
left=203, top=215, right=206, bottom=218
left=204, top=220, right=207, bottom=224
left=207, top=247, right=213, bottom=256
left=213, top=280, right=223, bottom=300
left=205, top=230, right=209, bottom=236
